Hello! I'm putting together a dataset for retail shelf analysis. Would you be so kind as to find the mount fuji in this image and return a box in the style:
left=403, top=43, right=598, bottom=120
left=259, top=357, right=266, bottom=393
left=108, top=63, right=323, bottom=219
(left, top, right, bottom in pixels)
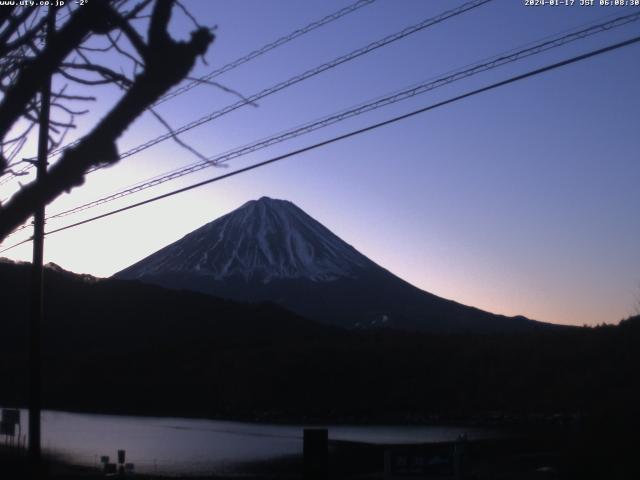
left=115, top=197, right=543, bottom=333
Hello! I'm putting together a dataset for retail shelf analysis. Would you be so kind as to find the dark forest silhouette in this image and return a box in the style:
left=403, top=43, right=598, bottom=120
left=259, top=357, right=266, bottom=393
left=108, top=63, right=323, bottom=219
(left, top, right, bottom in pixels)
left=1, top=260, right=639, bottom=478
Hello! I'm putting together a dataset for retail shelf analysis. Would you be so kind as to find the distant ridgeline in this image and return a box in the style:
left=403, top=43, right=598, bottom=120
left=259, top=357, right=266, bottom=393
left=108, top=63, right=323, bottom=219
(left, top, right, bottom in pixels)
left=1, top=258, right=639, bottom=424
left=115, top=197, right=548, bottom=334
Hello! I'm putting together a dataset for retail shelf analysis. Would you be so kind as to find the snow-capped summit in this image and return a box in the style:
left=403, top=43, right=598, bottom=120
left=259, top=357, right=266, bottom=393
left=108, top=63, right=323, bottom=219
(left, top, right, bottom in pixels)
left=118, top=196, right=372, bottom=283
left=116, top=197, right=544, bottom=333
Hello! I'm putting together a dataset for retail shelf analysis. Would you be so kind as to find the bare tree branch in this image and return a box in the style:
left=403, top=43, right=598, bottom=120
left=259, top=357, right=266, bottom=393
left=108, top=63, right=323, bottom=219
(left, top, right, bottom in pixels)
left=0, top=3, right=117, bottom=141
left=0, top=0, right=214, bottom=240
left=148, top=107, right=210, bottom=163
left=60, top=61, right=133, bottom=87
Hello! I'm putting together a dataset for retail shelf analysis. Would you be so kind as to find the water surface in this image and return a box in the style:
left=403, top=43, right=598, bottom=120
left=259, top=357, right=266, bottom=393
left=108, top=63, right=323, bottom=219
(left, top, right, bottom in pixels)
left=5, top=409, right=498, bottom=475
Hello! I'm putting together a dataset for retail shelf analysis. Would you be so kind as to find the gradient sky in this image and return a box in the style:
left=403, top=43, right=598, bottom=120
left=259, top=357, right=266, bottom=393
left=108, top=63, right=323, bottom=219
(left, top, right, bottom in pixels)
left=2, top=0, right=639, bottom=326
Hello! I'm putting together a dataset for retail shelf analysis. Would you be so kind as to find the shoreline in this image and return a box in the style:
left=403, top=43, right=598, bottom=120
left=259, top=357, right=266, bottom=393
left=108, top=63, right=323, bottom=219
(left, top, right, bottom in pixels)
left=1, top=434, right=572, bottom=479
left=0, top=403, right=583, bottom=431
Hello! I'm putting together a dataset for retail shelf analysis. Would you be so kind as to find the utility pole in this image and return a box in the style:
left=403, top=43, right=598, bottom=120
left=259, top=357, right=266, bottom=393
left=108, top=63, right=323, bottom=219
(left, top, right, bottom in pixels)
left=29, top=6, right=55, bottom=470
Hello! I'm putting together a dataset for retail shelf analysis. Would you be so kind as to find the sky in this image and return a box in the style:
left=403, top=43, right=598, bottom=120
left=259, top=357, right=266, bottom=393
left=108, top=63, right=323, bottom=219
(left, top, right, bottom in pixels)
left=1, top=0, right=639, bottom=326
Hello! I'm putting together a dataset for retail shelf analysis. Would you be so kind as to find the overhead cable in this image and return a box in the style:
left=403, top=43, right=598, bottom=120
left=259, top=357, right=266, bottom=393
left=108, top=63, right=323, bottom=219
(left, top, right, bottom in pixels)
left=18, top=35, right=637, bottom=245
left=43, top=10, right=640, bottom=222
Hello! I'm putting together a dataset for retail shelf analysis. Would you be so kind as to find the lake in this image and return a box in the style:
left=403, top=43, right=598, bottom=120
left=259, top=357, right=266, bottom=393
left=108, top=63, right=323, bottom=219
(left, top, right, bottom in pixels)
left=4, top=408, right=500, bottom=475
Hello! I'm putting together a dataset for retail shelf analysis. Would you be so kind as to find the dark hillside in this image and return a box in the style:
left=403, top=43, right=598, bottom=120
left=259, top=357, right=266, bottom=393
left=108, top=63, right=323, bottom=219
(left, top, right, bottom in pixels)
left=1, top=260, right=638, bottom=427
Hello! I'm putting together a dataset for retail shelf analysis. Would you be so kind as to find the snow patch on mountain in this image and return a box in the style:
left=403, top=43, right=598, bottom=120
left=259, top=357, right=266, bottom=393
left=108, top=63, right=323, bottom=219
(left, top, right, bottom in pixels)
left=119, top=197, right=373, bottom=283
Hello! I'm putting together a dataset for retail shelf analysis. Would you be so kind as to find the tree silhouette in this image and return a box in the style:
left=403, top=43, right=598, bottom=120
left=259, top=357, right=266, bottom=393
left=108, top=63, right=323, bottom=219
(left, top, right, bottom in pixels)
left=0, top=0, right=214, bottom=242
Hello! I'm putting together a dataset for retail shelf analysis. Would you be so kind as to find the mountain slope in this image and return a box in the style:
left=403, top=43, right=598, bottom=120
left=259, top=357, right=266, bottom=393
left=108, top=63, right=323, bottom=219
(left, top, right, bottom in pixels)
left=118, top=196, right=371, bottom=282
left=116, top=197, right=545, bottom=333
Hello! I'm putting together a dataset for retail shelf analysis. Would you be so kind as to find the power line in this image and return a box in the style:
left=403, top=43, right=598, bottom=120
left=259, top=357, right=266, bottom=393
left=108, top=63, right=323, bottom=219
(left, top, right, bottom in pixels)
left=0, top=235, right=32, bottom=254
left=8, top=0, right=489, bottom=183
left=41, top=10, right=640, bottom=223
left=155, top=0, right=377, bottom=106
left=86, top=0, right=493, bottom=168
left=0, top=0, right=377, bottom=182
left=16, top=34, right=635, bottom=244
left=2, top=33, right=637, bottom=253
left=0, top=0, right=494, bottom=239
left=10, top=6, right=632, bottom=196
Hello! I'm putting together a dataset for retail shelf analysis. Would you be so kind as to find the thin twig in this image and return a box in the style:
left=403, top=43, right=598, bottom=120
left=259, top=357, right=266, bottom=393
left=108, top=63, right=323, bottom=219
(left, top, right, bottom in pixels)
left=148, top=107, right=214, bottom=164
